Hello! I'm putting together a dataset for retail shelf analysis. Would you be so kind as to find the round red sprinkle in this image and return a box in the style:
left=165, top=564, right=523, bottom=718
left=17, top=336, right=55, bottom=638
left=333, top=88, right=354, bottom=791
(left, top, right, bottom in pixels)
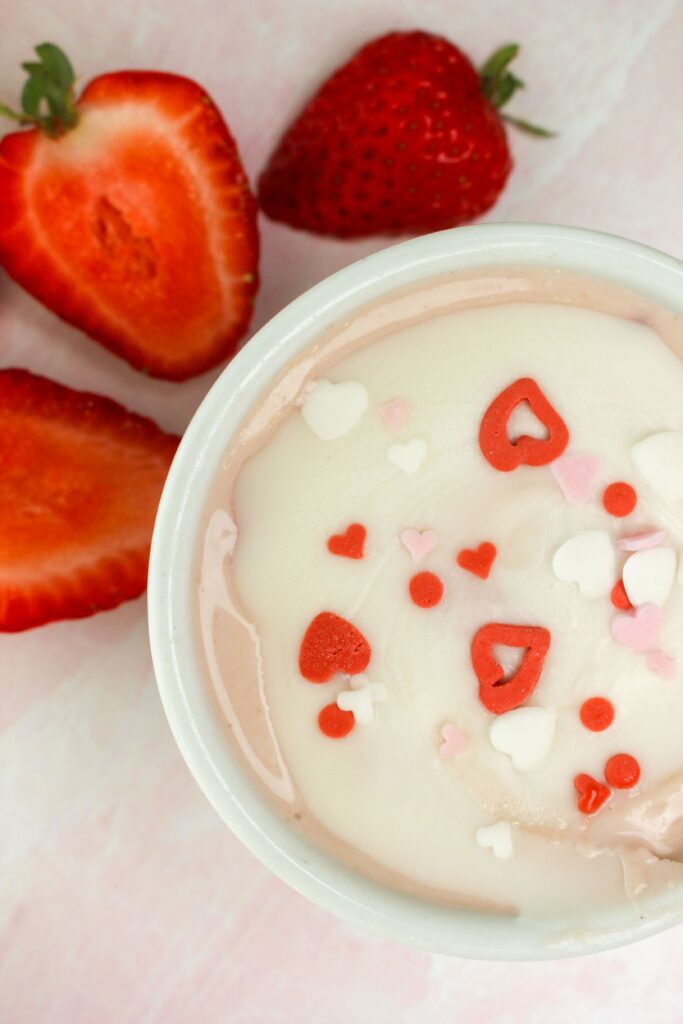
left=610, top=580, right=632, bottom=610
left=603, top=482, right=637, bottom=518
left=409, top=571, right=444, bottom=608
left=604, top=753, right=640, bottom=789
left=580, top=697, right=615, bottom=732
left=318, top=703, right=355, bottom=738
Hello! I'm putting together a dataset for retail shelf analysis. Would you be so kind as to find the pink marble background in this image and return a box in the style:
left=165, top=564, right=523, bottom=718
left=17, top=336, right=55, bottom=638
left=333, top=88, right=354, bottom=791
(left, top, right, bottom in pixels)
left=2, top=1, right=683, bottom=1020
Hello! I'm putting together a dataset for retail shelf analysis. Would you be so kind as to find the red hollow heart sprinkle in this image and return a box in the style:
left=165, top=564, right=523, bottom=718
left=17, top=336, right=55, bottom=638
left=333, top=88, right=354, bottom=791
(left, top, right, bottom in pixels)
left=318, top=702, right=355, bottom=738
left=327, top=523, right=366, bottom=559
left=579, top=697, right=615, bottom=732
left=610, top=580, right=633, bottom=611
left=409, top=571, right=444, bottom=608
left=478, top=378, right=569, bottom=472
left=574, top=773, right=611, bottom=815
left=604, top=753, right=640, bottom=789
left=299, top=611, right=371, bottom=683
left=602, top=482, right=637, bottom=518
left=457, top=541, right=497, bottom=579
left=471, top=623, right=551, bottom=715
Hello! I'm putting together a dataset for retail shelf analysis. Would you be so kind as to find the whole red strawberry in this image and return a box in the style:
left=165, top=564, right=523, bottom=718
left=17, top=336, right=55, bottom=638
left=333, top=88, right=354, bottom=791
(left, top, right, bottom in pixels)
left=259, top=32, right=549, bottom=238
left=0, top=44, right=258, bottom=380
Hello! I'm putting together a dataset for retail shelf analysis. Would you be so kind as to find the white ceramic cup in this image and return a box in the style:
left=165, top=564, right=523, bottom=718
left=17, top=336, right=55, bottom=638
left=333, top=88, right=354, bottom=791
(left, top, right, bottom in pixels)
left=148, top=224, right=683, bottom=959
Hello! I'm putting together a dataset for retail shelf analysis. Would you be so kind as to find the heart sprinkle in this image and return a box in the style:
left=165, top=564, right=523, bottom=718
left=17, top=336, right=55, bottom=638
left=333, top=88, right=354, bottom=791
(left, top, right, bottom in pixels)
left=318, top=703, right=355, bottom=738
left=457, top=541, right=497, bottom=579
left=327, top=523, right=366, bottom=559
left=551, top=453, right=600, bottom=504
left=409, top=571, right=444, bottom=608
left=610, top=580, right=633, bottom=610
left=476, top=821, right=514, bottom=859
left=471, top=623, right=551, bottom=715
left=479, top=377, right=569, bottom=472
left=618, top=529, right=666, bottom=552
left=378, top=396, right=411, bottom=433
left=631, top=431, right=683, bottom=501
left=646, top=650, right=676, bottom=681
left=575, top=774, right=611, bottom=815
left=610, top=603, right=662, bottom=652
left=299, top=612, right=371, bottom=683
left=387, top=438, right=428, bottom=474
left=579, top=697, right=614, bottom=732
left=301, top=378, right=368, bottom=440
left=552, top=530, right=616, bottom=599
left=622, top=547, right=676, bottom=607
left=602, top=481, right=637, bottom=518
left=604, top=754, right=640, bottom=789
left=439, top=722, right=468, bottom=759
left=489, top=707, right=556, bottom=770
left=337, top=674, right=387, bottom=724
left=400, top=527, right=441, bottom=562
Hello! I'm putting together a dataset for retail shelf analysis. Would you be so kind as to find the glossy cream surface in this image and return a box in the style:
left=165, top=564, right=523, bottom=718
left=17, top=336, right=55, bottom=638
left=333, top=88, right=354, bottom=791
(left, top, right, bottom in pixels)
left=198, top=269, right=683, bottom=919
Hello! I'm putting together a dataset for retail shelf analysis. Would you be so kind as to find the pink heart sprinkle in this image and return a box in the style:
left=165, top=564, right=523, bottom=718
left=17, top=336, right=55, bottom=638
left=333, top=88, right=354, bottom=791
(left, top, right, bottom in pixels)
left=611, top=603, right=662, bottom=652
left=646, top=650, right=676, bottom=680
left=618, top=529, right=667, bottom=552
left=550, top=453, right=600, bottom=505
left=439, top=722, right=467, bottom=759
left=378, top=397, right=411, bottom=433
left=400, top=527, right=441, bottom=563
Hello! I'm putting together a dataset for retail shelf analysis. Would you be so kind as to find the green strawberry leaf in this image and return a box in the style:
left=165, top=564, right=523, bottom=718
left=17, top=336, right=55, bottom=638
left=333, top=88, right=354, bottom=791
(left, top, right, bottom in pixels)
left=1, top=42, right=78, bottom=136
left=479, top=43, right=554, bottom=138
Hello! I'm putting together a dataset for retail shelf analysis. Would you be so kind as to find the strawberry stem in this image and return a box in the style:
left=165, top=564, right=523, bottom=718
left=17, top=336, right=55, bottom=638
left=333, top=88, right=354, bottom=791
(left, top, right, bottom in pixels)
left=1, top=43, right=78, bottom=137
left=479, top=43, right=554, bottom=138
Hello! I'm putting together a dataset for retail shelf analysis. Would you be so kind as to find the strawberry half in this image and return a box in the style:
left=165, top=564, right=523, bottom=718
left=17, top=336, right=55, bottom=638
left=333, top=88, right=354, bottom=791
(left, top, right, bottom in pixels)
left=0, top=368, right=178, bottom=631
left=0, top=44, right=258, bottom=379
left=259, top=32, right=550, bottom=238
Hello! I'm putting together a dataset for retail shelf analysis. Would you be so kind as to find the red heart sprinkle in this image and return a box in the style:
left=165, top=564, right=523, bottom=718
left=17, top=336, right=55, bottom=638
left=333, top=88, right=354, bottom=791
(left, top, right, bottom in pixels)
left=574, top=773, right=611, bottom=815
left=604, top=753, right=640, bottom=789
left=299, top=611, right=371, bottom=683
left=579, top=697, right=614, bottom=732
left=409, top=571, right=444, bottom=608
left=457, top=541, right=497, bottom=579
left=479, top=377, right=569, bottom=472
left=318, top=702, right=355, bottom=738
left=327, top=523, right=366, bottom=559
left=610, top=580, right=633, bottom=610
left=471, top=623, right=551, bottom=715
left=602, top=482, right=637, bottom=518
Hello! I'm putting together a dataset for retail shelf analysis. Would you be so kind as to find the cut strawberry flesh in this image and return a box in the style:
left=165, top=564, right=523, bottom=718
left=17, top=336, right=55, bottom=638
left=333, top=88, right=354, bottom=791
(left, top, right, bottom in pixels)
left=0, top=72, right=258, bottom=380
left=0, top=369, right=178, bottom=631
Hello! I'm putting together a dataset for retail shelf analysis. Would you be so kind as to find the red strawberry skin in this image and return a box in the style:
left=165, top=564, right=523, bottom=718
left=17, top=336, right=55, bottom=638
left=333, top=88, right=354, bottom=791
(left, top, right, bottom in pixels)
left=0, top=72, right=258, bottom=380
left=0, top=369, right=179, bottom=631
left=259, top=31, right=511, bottom=238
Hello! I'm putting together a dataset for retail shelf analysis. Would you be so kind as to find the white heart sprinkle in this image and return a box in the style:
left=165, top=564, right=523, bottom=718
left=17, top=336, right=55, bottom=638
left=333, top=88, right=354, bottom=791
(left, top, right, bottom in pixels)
left=552, top=530, right=616, bottom=598
left=387, top=438, right=428, bottom=474
left=301, top=378, right=368, bottom=440
left=623, top=547, right=677, bottom=607
left=337, top=676, right=387, bottom=724
left=631, top=431, right=683, bottom=501
left=489, top=707, right=556, bottom=771
left=476, top=821, right=513, bottom=859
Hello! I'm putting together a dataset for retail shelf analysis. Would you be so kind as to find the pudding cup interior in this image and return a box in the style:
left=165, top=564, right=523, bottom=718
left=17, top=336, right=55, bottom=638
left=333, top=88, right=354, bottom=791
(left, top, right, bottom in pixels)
left=148, top=224, right=683, bottom=959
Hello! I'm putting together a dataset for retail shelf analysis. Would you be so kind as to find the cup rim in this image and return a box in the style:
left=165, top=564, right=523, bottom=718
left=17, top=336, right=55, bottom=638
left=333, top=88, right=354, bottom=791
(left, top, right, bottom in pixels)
left=148, top=223, right=683, bottom=959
